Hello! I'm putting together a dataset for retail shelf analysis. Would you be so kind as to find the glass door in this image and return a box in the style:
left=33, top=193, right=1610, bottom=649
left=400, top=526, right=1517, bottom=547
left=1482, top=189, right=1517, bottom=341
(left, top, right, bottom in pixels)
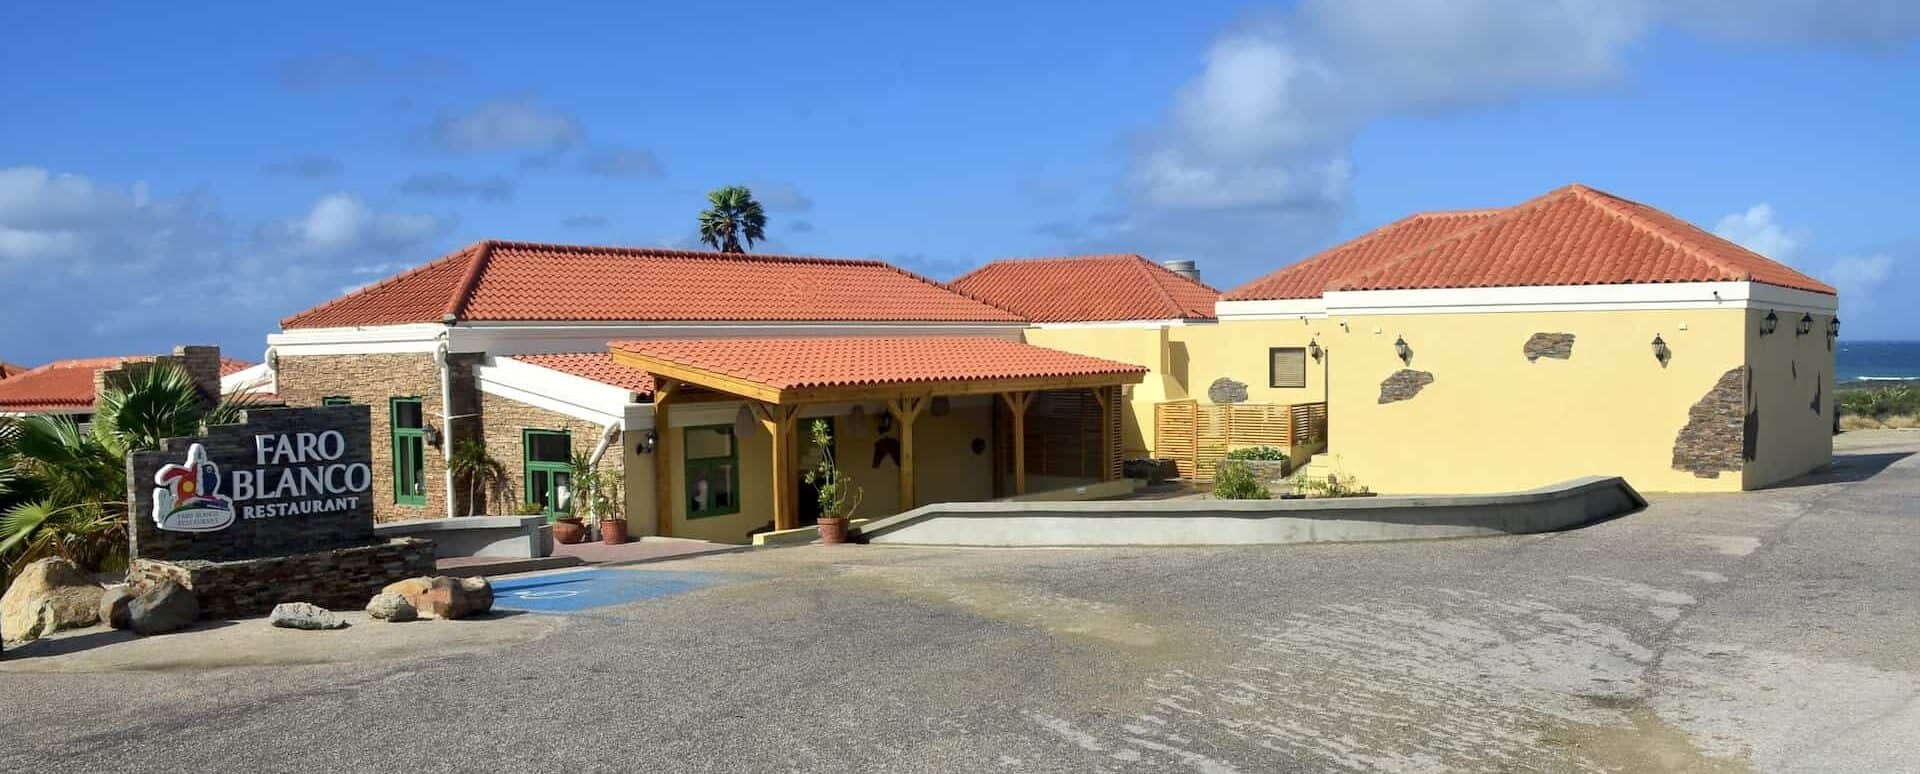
left=524, top=430, right=573, bottom=516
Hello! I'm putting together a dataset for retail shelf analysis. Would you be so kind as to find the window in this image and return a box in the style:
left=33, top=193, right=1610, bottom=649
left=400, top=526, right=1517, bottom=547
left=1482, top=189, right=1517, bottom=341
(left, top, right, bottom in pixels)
left=684, top=425, right=739, bottom=518
left=321, top=396, right=352, bottom=406
left=1269, top=347, right=1307, bottom=388
left=523, top=430, right=574, bottom=516
left=390, top=398, right=427, bottom=505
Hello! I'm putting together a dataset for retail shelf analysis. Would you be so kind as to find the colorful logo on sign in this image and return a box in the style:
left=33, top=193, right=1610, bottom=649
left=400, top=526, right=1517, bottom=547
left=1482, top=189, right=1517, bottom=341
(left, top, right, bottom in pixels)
left=152, top=443, right=235, bottom=532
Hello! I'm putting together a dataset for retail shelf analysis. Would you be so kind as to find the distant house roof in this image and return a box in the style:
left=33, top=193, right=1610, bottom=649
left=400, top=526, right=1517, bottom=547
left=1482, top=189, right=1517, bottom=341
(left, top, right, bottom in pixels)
left=0, top=361, right=27, bottom=380
left=609, top=337, right=1146, bottom=401
left=949, top=254, right=1220, bottom=322
left=281, top=241, right=1026, bottom=329
left=0, top=356, right=253, bottom=414
left=506, top=352, right=655, bottom=397
left=1224, top=210, right=1500, bottom=301
left=1225, top=184, right=1834, bottom=301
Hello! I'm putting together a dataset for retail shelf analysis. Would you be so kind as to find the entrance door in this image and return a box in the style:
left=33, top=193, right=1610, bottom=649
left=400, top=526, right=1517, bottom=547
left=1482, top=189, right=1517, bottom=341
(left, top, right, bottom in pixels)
left=796, top=417, right=833, bottom=526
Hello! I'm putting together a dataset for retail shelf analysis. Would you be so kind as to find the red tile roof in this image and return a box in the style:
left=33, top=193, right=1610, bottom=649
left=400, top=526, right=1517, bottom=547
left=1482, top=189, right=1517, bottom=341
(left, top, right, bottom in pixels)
left=0, top=356, right=254, bottom=414
left=949, top=254, right=1219, bottom=322
left=608, top=337, right=1147, bottom=392
left=1224, top=210, right=1500, bottom=301
left=507, top=353, right=655, bottom=396
left=0, top=361, right=27, bottom=380
left=1226, top=184, right=1834, bottom=300
left=282, top=241, right=1026, bottom=329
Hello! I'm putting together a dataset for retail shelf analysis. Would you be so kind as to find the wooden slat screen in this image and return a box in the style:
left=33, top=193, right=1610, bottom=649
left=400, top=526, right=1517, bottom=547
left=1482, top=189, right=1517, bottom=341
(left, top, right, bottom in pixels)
left=1155, top=400, right=1328, bottom=481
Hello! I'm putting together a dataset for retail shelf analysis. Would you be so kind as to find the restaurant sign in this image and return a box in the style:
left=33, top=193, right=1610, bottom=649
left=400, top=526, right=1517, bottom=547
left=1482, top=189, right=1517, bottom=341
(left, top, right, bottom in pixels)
left=130, top=405, right=380, bottom=562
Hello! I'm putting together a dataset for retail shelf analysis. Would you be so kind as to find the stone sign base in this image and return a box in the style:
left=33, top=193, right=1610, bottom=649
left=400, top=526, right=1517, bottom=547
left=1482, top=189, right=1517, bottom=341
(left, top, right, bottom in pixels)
left=128, top=539, right=435, bottom=619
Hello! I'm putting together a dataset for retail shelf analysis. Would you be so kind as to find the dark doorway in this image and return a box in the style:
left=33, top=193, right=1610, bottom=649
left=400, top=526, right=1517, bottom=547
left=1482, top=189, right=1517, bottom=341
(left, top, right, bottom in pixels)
left=797, top=417, right=834, bottom=526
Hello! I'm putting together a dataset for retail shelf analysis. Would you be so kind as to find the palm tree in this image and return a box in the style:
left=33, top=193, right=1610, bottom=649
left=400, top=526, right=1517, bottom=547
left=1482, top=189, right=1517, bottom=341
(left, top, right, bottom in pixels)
left=449, top=439, right=510, bottom=516
left=697, top=185, right=768, bottom=253
left=1, top=363, right=260, bottom=583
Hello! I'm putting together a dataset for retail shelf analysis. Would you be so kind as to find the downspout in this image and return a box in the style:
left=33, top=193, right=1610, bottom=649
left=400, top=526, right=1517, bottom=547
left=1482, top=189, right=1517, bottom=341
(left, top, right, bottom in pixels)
left=584, top=421, right=624, bottom=524
left=436, top=338, right=457, bottom=518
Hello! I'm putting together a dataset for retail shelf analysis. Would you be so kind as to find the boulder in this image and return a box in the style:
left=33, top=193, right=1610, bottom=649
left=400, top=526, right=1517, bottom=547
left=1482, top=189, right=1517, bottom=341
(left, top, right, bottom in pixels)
left=1, top=557, right=104, bottom=642
left=268, top=602, right=349, bottom=630
left=365, top=592, right=418, bottom=622
left=422, top=576, right=494, bottom=620
left=129, top=581, right=200, bottom=636
left=100, top=586, right=136, bottom=630
left=380, top=576, right=435, bottom=614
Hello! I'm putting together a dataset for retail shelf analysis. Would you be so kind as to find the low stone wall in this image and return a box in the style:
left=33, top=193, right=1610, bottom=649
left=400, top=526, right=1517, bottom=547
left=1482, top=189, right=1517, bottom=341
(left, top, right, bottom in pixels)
left=128, top=539, right=436, bottom=618
left=374, top=515, right=551, bottom=559
left=857, top=476, right=1644, bottom=547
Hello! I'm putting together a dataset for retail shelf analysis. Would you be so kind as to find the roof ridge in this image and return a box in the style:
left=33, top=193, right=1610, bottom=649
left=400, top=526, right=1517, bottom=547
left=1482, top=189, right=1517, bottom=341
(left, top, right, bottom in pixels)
left=280, top=241, right=486, bottom=328
left=1127, top=255, right=1219, bottom=317
left=482, top=239, right=897, bottom=267
left=443, top=240, right=496, bottom=322
left=1565, top=185, right=1751, bottom=283
left=1327, top=189, right=1578, bottom=291
left=874, top=260, right=1029, bottom=321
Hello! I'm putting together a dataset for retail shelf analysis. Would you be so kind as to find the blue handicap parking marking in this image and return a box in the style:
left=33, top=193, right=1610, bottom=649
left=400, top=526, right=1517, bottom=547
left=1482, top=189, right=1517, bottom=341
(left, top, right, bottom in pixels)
left=491, top=568, right=725, bottom=614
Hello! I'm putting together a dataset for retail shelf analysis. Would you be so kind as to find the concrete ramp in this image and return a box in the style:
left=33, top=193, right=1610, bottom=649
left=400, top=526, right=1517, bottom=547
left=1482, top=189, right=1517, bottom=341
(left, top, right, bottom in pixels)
left=857, top=476, right=1645, bottom=547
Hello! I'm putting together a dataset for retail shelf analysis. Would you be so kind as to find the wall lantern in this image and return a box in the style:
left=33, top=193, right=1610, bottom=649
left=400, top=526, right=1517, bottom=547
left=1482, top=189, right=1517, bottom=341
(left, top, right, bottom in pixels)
left=423, top=424, right=443, bottom=447
left=636, top=429, right=658, bottom=455
left=1651, top=333, right=1671, bottom=367
left=1827, top=317, right=1840, bottom=351
left=1308, top=338, right=1323, bottom=362
left=1760, top=310, right=1779, bottom=336
left=1392, top=335, right=1412, bottom=365
left=1796, top=313, right=1814, bottom=336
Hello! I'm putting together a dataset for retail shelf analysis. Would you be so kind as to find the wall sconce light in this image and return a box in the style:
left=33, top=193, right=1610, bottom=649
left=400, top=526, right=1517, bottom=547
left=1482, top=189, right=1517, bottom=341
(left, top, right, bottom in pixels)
left=1827, top=317, right=1840, bottom=351
left=1796, top=313, right=1813, bottom=336
left=424, top=425, right=443, bottom=447
left=1651, top=333, right=1671, bottom=367
left=1308, top=338, right=1323, bottom=362
left=1392, top=335, right=1412, bottom=365
left=637, top=429, right=658, bottom=455
left=1760, top=310, right=1779, bottom=336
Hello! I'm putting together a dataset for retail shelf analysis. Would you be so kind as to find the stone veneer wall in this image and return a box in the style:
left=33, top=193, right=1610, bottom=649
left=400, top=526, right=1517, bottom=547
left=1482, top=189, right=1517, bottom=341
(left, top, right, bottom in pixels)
left=128, top=538, right=435, bottom=618
left=1672, top=366, right=1749, bottom=478
left=96, top=345, right=224, bottom=411
left=274, top=353, right=482, bottom=521
left=479, top=392, right=625, bottom=517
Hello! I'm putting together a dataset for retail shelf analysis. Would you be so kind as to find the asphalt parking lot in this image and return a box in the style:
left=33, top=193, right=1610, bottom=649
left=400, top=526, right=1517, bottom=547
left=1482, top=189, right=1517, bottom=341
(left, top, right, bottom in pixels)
left=4, top=430, right=1917, bottom=773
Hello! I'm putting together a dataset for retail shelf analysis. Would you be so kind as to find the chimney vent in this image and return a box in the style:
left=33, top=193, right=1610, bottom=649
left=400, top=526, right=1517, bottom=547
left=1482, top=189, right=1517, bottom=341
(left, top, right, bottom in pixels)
left=1162, top=259, right=1200, bottom=283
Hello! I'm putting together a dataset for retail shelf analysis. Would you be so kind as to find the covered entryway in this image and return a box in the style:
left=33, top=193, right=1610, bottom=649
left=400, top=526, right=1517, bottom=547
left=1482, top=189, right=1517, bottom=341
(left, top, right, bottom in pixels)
left=610, top=336, right=1147, bottom=536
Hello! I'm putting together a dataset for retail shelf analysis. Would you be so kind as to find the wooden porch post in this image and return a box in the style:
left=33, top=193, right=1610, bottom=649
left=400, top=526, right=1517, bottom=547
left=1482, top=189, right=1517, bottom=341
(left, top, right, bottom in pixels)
left=887, top=396, right=928, bottom=512
left=1092, top=386, right=1114, bottom=482
left=751, top=402, right=802, bottom=532
left=999, top=391, right=1035, bottom=495
left=651, top=378, right=678, bottom=538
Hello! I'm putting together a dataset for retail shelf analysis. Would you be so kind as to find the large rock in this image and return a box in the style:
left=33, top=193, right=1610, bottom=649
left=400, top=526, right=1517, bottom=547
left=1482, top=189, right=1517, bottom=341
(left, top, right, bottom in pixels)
left=100, top=586, right=136, bottom=630
left=422, top=576, right=494, bottom=620
left=365, top=592, right=418, bottom=622
left=268, top=602, right=349, bottom=630
left=1, top=557, right=103, bottom=642
left=380, top=577, right=435, bottom=614
left=129, top=580, right=200, bottom=636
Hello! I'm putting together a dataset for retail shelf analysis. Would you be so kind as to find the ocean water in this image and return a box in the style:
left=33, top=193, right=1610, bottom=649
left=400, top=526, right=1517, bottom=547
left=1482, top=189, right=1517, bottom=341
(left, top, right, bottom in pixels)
left=1837, top=340, right=1920, bottom=383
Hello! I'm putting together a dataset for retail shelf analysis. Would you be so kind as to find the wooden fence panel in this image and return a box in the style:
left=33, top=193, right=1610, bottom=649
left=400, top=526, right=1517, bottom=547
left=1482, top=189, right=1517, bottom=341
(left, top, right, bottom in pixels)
left=1156, top=401, right=1327, bottom=481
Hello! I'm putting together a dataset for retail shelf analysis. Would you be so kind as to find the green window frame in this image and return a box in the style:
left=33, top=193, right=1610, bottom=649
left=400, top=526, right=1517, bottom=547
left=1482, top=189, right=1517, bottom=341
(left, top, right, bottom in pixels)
left=684, top=424, right=739, bottom=518
left=321, top=396, right=352, bottom=406
left=523, top=429, right=574, bottom=516
left=390, top=397, right=427, bottom=505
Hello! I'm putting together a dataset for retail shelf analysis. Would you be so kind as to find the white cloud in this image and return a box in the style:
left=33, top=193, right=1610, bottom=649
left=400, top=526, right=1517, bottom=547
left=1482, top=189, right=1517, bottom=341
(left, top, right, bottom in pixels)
left=397, top=172, right=515, bottom=202
left=1095, top=1, right=1920, bottom=285
left=430, top=97, right=583, bottom=153
left=751, top=182, right=813, bottom=213
left=581, top=146, right=665, bottom=179
left=279, top=193, right=450, bottom=255
left=1714, top=203, right=1803, bottom=262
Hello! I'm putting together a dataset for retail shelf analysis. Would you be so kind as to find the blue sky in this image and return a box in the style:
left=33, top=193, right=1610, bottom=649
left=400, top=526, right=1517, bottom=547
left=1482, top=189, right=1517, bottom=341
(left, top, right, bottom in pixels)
left=3, top=1, right=1917, bottom=365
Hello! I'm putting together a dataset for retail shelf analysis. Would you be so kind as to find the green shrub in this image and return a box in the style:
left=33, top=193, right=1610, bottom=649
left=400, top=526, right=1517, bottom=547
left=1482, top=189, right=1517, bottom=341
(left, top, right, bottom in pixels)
left=1298, top=471, right=1372, bottom=498
left=1212, top=460, right=1270, bottom=500
left=1839, top=385, right=1920, bottom=418
left=1224, top=446, right=1288, bottom=462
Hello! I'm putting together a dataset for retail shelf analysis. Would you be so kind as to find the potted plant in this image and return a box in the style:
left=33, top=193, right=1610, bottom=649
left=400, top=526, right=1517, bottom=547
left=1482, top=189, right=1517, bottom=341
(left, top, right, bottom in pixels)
left=802, top=418, right=861, bottom=544
left=567, top=453, right=628, bottom=545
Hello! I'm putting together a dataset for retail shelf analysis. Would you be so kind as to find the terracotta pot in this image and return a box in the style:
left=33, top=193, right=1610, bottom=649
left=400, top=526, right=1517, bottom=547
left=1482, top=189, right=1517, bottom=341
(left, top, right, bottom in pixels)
left=817, top=517, right=849, bottom=545
left=600, top=518, right=629, bottom=545
left=551, top=518, right=587, bottom=545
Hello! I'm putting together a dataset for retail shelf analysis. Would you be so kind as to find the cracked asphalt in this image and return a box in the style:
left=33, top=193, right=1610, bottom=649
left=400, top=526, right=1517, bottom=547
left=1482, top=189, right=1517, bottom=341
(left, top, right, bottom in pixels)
left=4, top=430, right=1917, bottom=773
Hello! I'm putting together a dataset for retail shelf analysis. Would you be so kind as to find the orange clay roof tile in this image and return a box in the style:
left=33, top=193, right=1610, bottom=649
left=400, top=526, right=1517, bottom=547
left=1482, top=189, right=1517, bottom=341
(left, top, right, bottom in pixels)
left=506, top=352, right=655, bottom=396
left=0, top=356, right=254, bottom=413
left=949, top=254, right=1219, bottom=322
left=607, top=337, right=1146, bottom=391
left=281, top=241, right=1025, bottom=329
left=1223, top=210, right=1501, bottom=301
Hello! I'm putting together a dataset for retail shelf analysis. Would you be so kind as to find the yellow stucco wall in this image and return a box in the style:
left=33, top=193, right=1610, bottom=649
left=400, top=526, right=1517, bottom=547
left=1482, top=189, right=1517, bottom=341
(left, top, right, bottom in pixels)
left=651, top=399, right=996, bottom=544
left=1743, top=309, right=1837, bottom=488
left=1022, top=326, right=1174, bottom=457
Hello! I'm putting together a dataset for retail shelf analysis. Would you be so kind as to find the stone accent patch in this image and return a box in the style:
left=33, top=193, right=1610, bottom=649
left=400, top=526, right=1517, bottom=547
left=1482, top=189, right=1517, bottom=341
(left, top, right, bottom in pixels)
left=1524, top=332, right=1576, bottom=362
left=1207, top=377, right=1249, bottom=404
left=1378, top=369, right=1435, bottom=404
left=1672, top=366, right=1748, bottom=478
left=128, top=538, right=435, bottom=619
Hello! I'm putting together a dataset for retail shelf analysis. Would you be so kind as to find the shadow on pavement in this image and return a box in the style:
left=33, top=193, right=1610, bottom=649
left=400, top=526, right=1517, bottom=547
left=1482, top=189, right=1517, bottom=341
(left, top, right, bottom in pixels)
left=1, top=620, right=237, bottom=661
left=1764, top=450, right=1914, bottom=489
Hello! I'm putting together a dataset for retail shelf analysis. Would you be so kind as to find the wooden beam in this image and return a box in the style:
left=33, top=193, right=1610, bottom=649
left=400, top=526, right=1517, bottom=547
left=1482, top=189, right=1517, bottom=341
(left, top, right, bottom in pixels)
left=651, top=378, right=678, bottom=538
left=887, top=396, right=928, bottom=512
left=750, top=402, right=804, bottom=532
left=1092, top=387, right=1113, bottom=482
left=1000, top=391, right=1035, bottom=495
